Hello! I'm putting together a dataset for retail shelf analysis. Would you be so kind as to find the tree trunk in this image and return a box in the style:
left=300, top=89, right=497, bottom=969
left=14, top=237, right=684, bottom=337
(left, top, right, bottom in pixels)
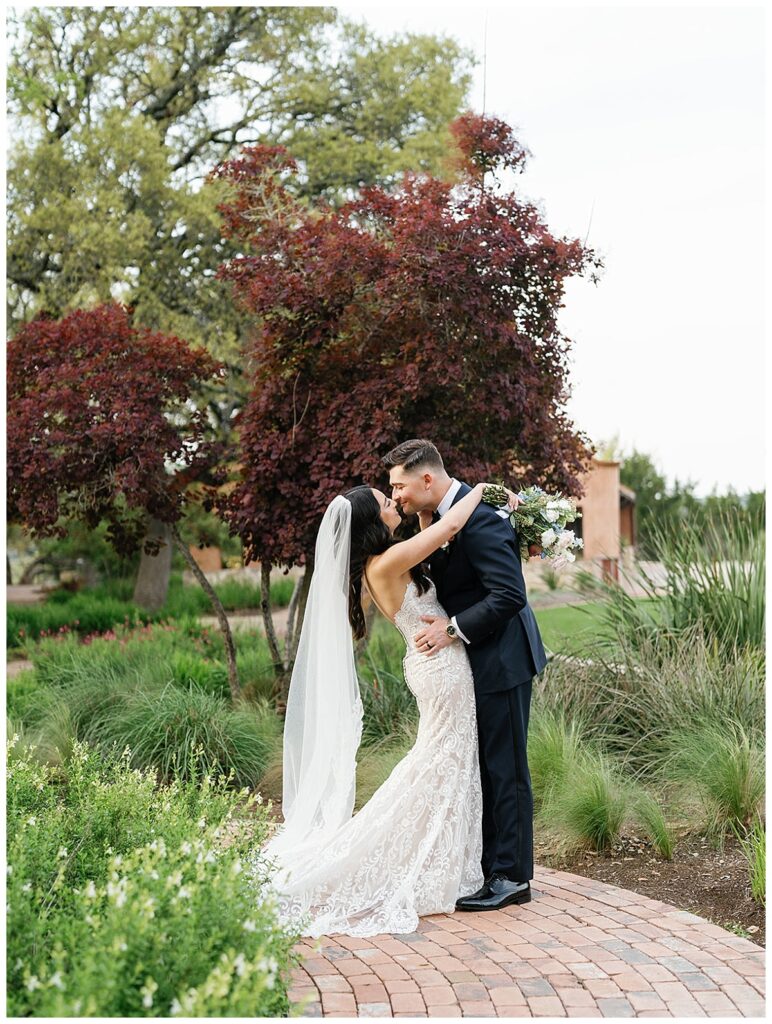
left=288, top=566, right=312, bottom=669
left=283, top=574, right=303, bottom=666
left=260, top=562, right=285, bottom=683
left=132, top=517, right=173, bottom=612
left=260, top=563, right=314, bottom=709
left=7, top=552, right=13, bottom=585
left=169, top=523, right=241, bottom=702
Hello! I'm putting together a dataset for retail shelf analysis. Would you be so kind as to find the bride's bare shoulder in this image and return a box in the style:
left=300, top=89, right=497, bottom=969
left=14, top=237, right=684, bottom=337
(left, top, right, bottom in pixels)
left=366, top=553, right=408, bottom=587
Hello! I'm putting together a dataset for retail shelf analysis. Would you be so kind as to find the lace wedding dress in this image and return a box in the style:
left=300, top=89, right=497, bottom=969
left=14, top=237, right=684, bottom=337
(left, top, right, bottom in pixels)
left=252, top=577, right=484, bottom=938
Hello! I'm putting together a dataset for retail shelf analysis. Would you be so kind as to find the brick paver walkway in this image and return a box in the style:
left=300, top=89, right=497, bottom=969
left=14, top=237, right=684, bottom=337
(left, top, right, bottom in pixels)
left=288, top=866, right=765, bottom=1018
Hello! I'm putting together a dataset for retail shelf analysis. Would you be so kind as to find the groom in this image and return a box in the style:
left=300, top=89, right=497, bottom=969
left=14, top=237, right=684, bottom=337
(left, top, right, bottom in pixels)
left=382, top=439, right=548, bottom=911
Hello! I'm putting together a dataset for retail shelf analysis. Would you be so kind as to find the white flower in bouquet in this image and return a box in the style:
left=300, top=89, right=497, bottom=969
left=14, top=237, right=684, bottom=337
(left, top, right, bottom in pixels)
left=541, top=527, right=557, bottom=548
left=544, top=508, right=560, bottom=523
left=556, top=530, right=575, bottom=550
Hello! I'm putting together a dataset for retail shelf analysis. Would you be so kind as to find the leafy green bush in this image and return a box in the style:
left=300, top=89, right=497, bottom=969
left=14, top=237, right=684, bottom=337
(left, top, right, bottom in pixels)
left=6, top=736, right=298, bottom=1017
left=9, top=573, right=295, bottom=650
left=8, top=595, right=153, bottom=647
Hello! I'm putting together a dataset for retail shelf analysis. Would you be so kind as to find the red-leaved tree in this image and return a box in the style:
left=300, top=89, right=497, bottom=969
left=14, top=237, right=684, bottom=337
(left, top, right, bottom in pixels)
left=6, top=302, right=244, bottom=699
left=210, top=113, right=603, bottom=689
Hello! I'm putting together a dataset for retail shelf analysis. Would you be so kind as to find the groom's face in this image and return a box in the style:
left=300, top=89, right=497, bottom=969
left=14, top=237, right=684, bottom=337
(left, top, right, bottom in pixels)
left=389, top=466, right=435, bottom=516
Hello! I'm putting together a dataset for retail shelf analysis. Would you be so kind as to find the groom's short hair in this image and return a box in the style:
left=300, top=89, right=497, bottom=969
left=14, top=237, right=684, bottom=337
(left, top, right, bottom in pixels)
left=382, top=439, right=445, bottom=473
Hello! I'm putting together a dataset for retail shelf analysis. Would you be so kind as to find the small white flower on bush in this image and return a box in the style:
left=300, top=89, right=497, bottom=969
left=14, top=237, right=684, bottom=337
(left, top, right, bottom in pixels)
left=177, top=886, right=191, bottom=899
left=25, top=816, right=37, bottom=827
left=234, top=953, right=247, bottom=977
left=180, top=841, right=192, bottom=855
left=242, top=919, right=256, bottom=932
left=7, top=865, right=12, bottom=876
left=170, top=998, right=182, bottom=1015
left=25, top=975, right=41, bottom=992
left=140, top=977, right=158, bottom=1008
left=231, top=859, right=243, bottom=877
left=57, top=847, right=68, bottom=859
left=197, top=818, right=206, bottom=829
left=22, top=881, right=32, bottom=893
left=84, top=880, right=97, bottom=899
left=166, top=870, right=183, bottom=889
left=106, top=879, right=128, bottom=908
left=48, top=971, right=65, bottom=990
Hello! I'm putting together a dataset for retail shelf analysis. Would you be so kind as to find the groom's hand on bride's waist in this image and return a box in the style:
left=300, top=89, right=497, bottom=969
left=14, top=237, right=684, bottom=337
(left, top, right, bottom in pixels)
left=414, top=615, right=454, bottom=657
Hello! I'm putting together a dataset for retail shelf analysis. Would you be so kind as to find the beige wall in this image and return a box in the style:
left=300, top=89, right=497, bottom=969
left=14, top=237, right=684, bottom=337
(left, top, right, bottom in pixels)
left=577, top=460, right=621, bottom=560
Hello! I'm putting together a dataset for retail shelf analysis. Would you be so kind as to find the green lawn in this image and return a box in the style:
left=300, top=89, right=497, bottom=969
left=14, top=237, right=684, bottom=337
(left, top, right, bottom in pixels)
left=534, top=598, right=659, bottom=654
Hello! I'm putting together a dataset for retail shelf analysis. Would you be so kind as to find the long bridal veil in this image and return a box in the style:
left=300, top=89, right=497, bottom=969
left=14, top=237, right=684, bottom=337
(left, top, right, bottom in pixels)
left=263, top=495, right=363, bottom=865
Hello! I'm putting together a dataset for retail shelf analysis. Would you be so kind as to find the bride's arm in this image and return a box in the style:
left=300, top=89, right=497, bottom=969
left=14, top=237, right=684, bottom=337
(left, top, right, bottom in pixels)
left=373, top=484, right=488, bottom=577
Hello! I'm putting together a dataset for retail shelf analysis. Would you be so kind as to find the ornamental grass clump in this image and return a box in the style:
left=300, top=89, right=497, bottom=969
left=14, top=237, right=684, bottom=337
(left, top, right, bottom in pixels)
left=661, top=720, right=765, bottom=838
left=7, top=736, right=297, bottom=1017
left=527, top=707, right=586, bottom=811
left=29, top=675, right=282, bottom=787
left=538, top=748, right=629, bottom=855
left=631, top=790, right=675, bottom=860
left=732, top=816, right=766, bottom=907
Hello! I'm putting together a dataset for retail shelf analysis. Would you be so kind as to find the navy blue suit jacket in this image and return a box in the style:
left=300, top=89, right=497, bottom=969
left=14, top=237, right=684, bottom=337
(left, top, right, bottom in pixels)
left=429, top=482, right=548, bottom=695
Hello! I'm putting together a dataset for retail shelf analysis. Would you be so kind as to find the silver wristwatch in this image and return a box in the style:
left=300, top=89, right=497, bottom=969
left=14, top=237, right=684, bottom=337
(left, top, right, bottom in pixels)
left=446, top=622, right=457, bottom=639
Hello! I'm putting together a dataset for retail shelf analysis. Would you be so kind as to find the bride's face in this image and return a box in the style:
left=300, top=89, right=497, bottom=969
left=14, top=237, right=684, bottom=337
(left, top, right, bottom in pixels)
left=372, top=489, right=402, bottom=533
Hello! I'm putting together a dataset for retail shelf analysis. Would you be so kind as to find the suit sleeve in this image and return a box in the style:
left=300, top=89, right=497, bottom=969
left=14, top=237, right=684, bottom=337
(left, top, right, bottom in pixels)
left=453, top=506, right=527, bottom=644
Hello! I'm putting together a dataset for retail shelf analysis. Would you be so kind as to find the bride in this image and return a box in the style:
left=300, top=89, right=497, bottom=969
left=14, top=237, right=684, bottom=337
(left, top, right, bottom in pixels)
left=246, top=481, right=516, bottom=938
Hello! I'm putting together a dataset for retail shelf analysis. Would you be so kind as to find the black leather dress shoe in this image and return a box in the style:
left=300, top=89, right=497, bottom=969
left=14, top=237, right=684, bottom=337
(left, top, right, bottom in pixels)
left=455, top=880, right=490, bottom=907
left=455, top=874, right=531, bottom=912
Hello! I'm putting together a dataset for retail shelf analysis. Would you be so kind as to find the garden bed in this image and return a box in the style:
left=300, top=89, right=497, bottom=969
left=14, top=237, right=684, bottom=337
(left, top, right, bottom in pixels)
left=535, top=828, right=765, bottom=947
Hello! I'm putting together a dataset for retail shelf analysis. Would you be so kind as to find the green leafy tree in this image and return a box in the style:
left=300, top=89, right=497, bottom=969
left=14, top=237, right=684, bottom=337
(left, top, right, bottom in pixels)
left=7, top=5, right=473, bottom=364
left=7, top=5, right=473, bottom=598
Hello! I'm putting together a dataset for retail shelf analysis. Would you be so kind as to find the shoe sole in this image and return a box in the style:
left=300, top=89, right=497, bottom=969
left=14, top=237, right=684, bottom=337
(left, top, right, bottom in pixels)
left=455, top=889, right=532, bottom=912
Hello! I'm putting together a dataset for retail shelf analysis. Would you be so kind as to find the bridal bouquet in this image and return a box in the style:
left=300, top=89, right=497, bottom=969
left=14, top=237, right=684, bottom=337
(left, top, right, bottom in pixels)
left=482, top=484, right=583, bottom=569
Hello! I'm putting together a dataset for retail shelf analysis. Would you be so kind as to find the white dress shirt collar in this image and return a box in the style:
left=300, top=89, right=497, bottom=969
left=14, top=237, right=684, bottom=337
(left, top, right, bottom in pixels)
left=436, top=478, right=462, bottom=518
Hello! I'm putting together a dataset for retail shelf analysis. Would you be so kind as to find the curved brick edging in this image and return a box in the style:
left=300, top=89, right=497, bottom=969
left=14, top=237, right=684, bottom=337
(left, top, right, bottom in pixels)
left=288, top=866, right=765, bottom=1018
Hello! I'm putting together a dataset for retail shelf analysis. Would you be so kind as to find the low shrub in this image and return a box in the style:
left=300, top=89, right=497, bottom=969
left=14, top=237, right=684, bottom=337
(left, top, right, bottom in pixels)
left=6, top=736, right=298, bottom=1017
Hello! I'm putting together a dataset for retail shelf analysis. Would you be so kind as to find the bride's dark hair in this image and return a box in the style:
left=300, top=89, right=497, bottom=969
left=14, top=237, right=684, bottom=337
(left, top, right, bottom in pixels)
left=344, top=485, right=430, bottom=640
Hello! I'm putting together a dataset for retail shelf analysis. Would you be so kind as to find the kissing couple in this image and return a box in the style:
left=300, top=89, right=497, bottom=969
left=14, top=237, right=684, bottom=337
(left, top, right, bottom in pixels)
left=248, top=439, right=548, bottom=939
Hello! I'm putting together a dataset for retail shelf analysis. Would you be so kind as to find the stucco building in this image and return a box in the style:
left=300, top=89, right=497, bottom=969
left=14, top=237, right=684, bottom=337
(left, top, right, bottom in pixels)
left=575, top=459, right=637, bottom=579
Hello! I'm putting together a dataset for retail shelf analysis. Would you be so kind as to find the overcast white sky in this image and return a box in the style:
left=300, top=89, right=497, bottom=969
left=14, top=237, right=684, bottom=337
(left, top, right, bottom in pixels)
left=339, top=2, right=766, bottom=496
